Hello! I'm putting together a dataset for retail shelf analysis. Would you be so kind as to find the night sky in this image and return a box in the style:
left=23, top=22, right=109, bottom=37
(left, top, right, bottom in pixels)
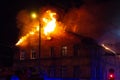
left=0, top=0, right=120, bottom=52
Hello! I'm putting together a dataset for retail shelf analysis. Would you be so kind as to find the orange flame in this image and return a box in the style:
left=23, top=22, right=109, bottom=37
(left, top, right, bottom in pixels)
left=43, top=10, right=56, bottom=35
left=16, top=10, right=57, bottom=46
left=16, top=26, right=39, bottom=46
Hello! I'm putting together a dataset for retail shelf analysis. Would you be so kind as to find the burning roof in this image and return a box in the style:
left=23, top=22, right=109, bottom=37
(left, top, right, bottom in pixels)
left=16, top=9, right=64, bottom=47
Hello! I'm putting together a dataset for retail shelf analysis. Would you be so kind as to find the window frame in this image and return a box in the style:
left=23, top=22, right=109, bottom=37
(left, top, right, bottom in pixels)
left=61, top=46, right=67, bottom=56
left=48, top=65, right=56, bottom=77
left=31, top=49, right=37, bottom=59
left=20, top=50, right=26, bottom=60
left=73, top=44, right=80, bottom=56
left=60, top=66, right=67, bottom=77
left=50, top=47, right=55, bottom=57
left=73, top=65, right=80, bottom=77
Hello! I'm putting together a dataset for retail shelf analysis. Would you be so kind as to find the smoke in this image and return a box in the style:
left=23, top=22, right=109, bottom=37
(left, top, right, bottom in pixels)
left=63, top=0, right=120, bottom=40
left=15, top=0, right=120, bottom=52
left=16, top=0, right=120, bottom=45
left=16, top=6, right=63, bottom=36
left=16, top=10, right=37, bottom=36
left=16, top=9, right=41, bottom=46
left=16, top=6, right=65, bottom=46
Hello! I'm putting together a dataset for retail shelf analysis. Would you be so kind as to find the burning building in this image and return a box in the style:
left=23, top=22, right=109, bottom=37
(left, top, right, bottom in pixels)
left=1, top=8, right=118, bottom=80
left=12, top=9, right=105, bottom=80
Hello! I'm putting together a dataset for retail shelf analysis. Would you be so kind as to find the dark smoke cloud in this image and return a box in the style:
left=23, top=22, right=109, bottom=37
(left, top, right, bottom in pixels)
left=16, top=0, right=120, bottom=40
left=63, top=0, right=120, bottom=41
left=62, top=0, right=120, bottom=53
left=16, top=10, right=34, bottom=36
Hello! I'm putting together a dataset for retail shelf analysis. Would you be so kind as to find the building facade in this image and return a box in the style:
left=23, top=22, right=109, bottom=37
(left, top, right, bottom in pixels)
left=101, top=51, right=120, bottom=80
left=2, top=31, right=119, bottom=80
left=11, top=31, right=105, bottom=80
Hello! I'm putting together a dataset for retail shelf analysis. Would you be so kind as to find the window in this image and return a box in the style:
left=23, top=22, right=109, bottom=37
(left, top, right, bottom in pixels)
left=61, top=46, right=67, bottom=56
left=60, top=66, right=67, bottom=77
left=73, top=65, right=80, bottom=77
left=20, top=50, right=26, bottom=60
left=73, top=44, right=80, bottom=56
left=31, top=49, right=37, bottom=59
left=49, top=65, right=56, bottom=77
left=50, top=47, right=54, bottom=57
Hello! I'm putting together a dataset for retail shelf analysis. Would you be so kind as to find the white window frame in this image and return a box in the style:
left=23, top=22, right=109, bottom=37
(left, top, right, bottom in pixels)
left=61, top=46, right=67, bottom=56
left=31, top=49, right=37, bottom=59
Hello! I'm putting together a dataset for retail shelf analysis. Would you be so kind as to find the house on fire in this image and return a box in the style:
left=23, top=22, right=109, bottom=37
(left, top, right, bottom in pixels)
left=12, top=30, right=104, bottom=80
left=1, top=30, right=119, bottom=80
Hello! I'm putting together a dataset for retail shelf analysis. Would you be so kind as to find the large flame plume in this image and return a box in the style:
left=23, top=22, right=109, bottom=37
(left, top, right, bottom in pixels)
left=16, top=10, right=57, bottom=46
left=43, top=10, right=56, bottom=35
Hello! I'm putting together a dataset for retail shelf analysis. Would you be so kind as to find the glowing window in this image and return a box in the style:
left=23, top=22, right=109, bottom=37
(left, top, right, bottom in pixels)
left=61, top=46, right=67, bottom=56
